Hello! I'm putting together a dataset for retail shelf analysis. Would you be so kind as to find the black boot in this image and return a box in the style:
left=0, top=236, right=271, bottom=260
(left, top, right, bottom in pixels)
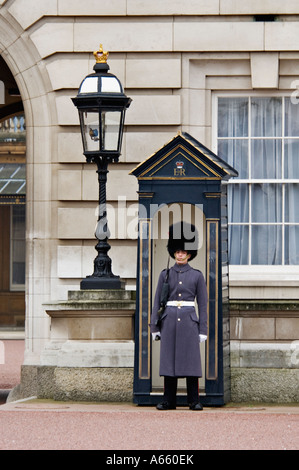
left=189, top=401, right=203, bottom=411
left=156, top=401, right=176, bottom=410
left=187, top=377, right=202, bottom=409
left=157, top=377, right=177, bottom=410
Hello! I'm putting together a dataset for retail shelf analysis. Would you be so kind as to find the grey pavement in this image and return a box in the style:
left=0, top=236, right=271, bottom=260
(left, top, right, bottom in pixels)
left=0, top=338, right=298, bottom=451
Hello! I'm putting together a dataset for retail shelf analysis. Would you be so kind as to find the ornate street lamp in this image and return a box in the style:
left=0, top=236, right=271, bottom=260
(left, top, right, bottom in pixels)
left=72, top=45, right=132, bottom=289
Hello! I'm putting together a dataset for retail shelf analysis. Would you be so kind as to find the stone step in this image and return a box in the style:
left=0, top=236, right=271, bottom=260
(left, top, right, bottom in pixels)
left=44, top=300, right=136, bottom=315
left=68, top=289, right=136, bottom=302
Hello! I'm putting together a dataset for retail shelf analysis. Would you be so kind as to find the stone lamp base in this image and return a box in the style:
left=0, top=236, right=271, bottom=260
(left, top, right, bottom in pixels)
left=10, top=289, right=136, bottom=403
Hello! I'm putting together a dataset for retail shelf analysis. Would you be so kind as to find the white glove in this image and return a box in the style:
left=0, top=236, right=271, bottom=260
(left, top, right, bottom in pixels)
left=152, top=332, right=161, bottom=341
left=199, top=334, right=207, bottom=343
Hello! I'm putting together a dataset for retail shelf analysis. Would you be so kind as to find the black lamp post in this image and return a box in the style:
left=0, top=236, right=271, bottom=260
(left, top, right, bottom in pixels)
left=72, top=45, right=132, bottom=289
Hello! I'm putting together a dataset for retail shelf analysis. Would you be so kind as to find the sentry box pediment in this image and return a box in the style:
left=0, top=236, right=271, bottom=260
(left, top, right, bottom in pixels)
left=130, top=132, right=237, bottom=182
left=130, top=132, right=238, bottom=407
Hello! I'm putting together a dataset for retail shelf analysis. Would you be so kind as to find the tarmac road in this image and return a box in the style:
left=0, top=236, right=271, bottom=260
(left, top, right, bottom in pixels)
left=0, top=339, right=298, bottom=451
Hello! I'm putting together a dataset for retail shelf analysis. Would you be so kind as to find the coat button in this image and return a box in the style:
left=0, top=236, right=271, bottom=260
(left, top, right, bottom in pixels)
left=178, top=318, right=181, bottom=321
left=179, top=281, right=182, bottom=284
left=178, top=293, right=182, bottom=297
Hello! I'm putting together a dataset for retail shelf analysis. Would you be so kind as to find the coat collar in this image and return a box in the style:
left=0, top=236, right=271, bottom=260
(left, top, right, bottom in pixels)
left=172, top=263, right=192, bottom=273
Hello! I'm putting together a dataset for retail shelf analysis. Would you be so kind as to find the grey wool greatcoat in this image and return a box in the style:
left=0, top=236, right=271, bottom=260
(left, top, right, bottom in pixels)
left=151, top=263, right=208, bottom=378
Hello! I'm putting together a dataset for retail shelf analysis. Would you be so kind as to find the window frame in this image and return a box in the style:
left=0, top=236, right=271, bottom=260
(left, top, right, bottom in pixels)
left=212, top=91, right=299, bottom=282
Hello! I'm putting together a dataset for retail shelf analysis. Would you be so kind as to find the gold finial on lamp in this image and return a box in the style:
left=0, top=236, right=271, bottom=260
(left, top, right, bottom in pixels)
left=93, top=44, right=109, bottom=64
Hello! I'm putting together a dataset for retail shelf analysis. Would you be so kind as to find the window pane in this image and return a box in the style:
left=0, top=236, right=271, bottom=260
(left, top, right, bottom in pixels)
left=12, top=240, right=25, bottom=284
left=228, top=225, right=249, bottom=264
left=228, top=184, right=249, bottom=223
left=251, top=139, right=282, bottom=179
left=285, top=184, right=299, bottom=223
left=218, top=97, right=248, bottom=137
left=285, top=226, right=299, bottom=264
left=101, top=111, right=121, bottom=151
left=284, top=139, right=299, bottom=179
left=285, top=97, right=299, bottom=136
left=218, top=139, right=248, bottom=178
left=11, top=205, right=25, bottom=287
left=251, top=97, right=282, bottom=137
left=252, top=184, right=282, bottom=223
left=251, top=225, right=282, bottom=265
left=81, top=111, right=100, bottom=152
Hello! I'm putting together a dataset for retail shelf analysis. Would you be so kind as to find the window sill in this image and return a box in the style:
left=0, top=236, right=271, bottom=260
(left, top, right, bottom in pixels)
left=229, top=265, right=299, bottom=286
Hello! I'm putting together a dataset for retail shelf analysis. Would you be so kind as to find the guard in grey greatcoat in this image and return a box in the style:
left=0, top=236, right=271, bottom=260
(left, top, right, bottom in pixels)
left=150, top=222, right=208, bottom=410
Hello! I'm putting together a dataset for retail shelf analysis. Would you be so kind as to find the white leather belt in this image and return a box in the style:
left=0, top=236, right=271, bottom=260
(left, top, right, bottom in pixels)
left=166, top=301, right=195, bottom=307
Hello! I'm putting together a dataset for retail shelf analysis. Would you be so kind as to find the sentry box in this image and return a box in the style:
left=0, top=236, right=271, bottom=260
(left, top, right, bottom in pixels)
left=130, top=132, right=238, bottom=406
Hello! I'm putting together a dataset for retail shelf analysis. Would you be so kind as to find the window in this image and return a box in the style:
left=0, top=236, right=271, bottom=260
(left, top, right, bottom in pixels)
left=10, top=205, right=26, bottom=289
left=216, top=96, right=299, bottom=265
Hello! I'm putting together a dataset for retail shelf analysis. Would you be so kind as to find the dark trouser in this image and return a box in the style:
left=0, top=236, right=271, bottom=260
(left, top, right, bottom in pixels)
left=164, top=376, right=199, bottom=405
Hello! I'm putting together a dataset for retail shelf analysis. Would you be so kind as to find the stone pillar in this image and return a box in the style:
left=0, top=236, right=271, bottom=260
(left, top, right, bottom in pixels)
left=10, top=289, right=135, bottom=402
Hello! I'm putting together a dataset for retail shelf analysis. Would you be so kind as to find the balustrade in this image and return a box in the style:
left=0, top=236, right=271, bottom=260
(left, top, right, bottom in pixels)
left=0, top=115, right=25, bottom=142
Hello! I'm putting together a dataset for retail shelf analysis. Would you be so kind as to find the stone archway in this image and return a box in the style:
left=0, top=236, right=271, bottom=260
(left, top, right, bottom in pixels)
left=0, top=8, right=55, bottom=366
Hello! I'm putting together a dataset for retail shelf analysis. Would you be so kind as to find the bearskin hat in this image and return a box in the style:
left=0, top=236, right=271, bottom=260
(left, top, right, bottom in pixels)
left=167, top=222, right=198, bottom=261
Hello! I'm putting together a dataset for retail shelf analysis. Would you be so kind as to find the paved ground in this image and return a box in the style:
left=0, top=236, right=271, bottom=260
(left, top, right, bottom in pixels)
left=0, top=339, right=24, bottom=388
left=0, top=339, right=298, bottom=451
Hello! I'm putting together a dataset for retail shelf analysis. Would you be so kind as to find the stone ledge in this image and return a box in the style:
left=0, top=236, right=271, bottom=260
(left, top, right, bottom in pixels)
left=230, top=341, right=299, bottom=369
left=41, top=340, right=134, bottom=367
left=68, top=289, right=136, bottom=301
left=230, top=300, right=299, bottom=314
left=43, top=289, right=136, bottom=317
left=44, top=308, right=135, bottom=318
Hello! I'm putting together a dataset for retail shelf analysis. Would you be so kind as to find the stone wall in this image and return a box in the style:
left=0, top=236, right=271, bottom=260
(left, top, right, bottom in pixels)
left=230, top=301, right=299, bottom=402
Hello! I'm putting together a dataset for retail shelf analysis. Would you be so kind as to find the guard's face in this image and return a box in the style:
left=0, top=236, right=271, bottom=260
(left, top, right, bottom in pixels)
left=174, top=250, right=191, bottom=265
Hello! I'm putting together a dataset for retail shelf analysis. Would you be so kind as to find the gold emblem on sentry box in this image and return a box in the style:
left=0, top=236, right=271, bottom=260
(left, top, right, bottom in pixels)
left=174, top=160, right=185, bottom=176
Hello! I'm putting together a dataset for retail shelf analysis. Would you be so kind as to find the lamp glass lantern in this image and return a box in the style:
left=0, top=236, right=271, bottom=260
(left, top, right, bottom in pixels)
left=73, top=47, right=131, bottom=163
left=72, top=45, right=132, bottom=289
left=80, top=108, right=123, bottom=155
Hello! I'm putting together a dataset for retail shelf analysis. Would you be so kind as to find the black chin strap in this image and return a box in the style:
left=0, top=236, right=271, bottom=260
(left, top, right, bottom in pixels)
left=174, top=253, right=190, bottom=262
